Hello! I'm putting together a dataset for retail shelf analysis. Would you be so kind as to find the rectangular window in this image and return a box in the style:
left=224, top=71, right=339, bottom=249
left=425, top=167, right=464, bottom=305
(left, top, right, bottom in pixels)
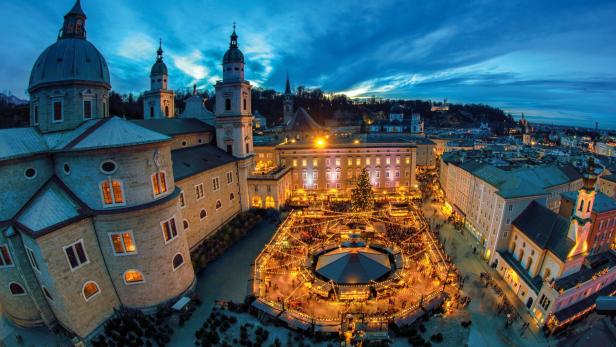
left=347, top=158, right=353, bottom=166
left=356, top=158, right=361, bottom=165
left=335, top=158, right=341, bottom=166
left=348, top=171, right=353, bottom=179
left=212, top=177, right=220, bottom=191
left=405, top=157, right=410, bottom=164
left=313, top=159, right=318, bottom=167
left=53, top=100, right=63, bottom=122
left=313, top=172, right=318, bottom=179
left=63, top=240, right=89, bottom=271
left=101, top=179, right=125, bottom=207
left=302, top=159, right=307, bottom=167
left=195, top=183, right=205, bottom=200
left=386, top=171, right=390, bottom=178
left=293, top=159, right=298, bottom=167
left=151, top=171, right=167, bottom=196
left=302, top=172, right=307, bottom=180
left=366, top=158, right=371, bottom=165
left=226, top=144, right=232, bottom=154
left=386, top=157, right=391, bottom=165
left=376, top=158, right=381, bottom=165
left=83, top=100, right=92, bottom=119
left=376, top=171, right=380, bottom=178
left=226, top=171, right=233, bottom=184
left=179, top=192, right=186, bottom=208
left=25, top=247, right=39, bottom=271
left=0, top=245, right=13, bottom=267
left=109, top=231, right=137, bottom=255
left=396, top=157, right=401, bottom=164
left=161, top=217, right=178, bottom=243
left=33, top=105, right=39, bottom=125
left=395, top=170, right=400, bottom=177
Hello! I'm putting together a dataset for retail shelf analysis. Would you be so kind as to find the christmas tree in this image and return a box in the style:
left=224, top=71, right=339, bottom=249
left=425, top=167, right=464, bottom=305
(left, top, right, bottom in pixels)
left=351, top=167, right=375, bottom=211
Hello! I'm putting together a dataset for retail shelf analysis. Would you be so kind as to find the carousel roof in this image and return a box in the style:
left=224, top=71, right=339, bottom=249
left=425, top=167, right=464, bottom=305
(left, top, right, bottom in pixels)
left=315, top=247, right=391, bottom=284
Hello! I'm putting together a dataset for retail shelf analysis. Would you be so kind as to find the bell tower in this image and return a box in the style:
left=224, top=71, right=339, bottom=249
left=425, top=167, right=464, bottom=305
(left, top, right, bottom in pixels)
left=143, top=39, right=175, bottom=119
left=283, top=73, right=294, bottom=125
left=215, top=25, right=253, bottom=211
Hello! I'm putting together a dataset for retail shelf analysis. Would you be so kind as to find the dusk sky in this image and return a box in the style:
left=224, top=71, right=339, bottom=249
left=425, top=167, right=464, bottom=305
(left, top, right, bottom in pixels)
left=2, top=0, right=616, bottom=129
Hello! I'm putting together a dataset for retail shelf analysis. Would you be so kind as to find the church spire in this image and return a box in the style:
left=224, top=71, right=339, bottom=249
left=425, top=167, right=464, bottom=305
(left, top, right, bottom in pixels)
left=59, top=0, right=86, bottom=39
left=157, top=39, right=164, bottom=61
left=230, top=22, right=238, bottom=48
left=285, top=72, right=291, bottom=95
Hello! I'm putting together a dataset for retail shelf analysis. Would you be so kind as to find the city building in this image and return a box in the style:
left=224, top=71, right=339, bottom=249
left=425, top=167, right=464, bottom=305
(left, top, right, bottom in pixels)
left=0, top=2, right=257, bottom=340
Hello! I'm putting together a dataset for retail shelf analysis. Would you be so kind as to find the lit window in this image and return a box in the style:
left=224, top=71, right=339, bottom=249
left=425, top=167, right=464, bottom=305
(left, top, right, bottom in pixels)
left=376, top=158, right=381, bottom=165
left=313, top=159, right=318, bottom=167
left=25, top=247, right=39, bottom=271
left=195, top=183, right=205, bottom=200
left=292, top=159, right=298, bottom=167
left=100, top=179, right=125, bottom=207
left=63, top=240, right=89, bottom=271
left=396, top=157, right=401, bottom=164
left=109, top=231, right=137, bottom=255
left=302, top=159, right=307, bottom=167
left=82, top=281, right=100, bottom=301
left=9, top=282, right=25, bottom=296
left=83, top=100, right=92, bottom=119
left=212, top=177, right=220, bottom=191
left=347, top=158, right=353, bottom=166
left=405, top=157, right=410, bottom=164
left=124, top=270, right=145, bottom=284
left=356, top=158, right=361, bottom=165
left=226, top=171, right=233, bottom=184
left=366, top=158, right=371, bottom=165
left=161, top=217, right=178, bottom=243
left=216, top=200, right=222, bottom=209
left=386, top=157, right=391, bottom=165
left=335, top=158, right=341, bottom=166
left=200, top=209, right=207, bottom=220
left=151, top=171, right=167, bottom=197
left=0, top=245, right=13, bottom=267
left=179, top=192, right=186, bottom=208
left=172, top=253, right=184, bottom=271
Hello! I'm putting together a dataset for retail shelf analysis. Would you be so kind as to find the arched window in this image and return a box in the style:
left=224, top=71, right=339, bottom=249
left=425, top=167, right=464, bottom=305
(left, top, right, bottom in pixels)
left=543, top=268, right=552, bottom=281
left=252, top=196, right=262, bottom=208
left=230, top=193, right=235, bottom=201
left=225, top=99, right=231, bottom=111
left=165, top=106, right=169, bottom=117
left=518, top=249, right=524, bottom=262
left=183, top=220, right=189, bottom=230
left=124, top=270, right=145, bottom=284
left=587, top=201, right=591, bottom=212
left=100, top=179, right=125, bottom=207
left=9, top=282, right=25, bottom=295
left=215, top=200, right=222, bottom=209
left=200, top=209, right=207, bottom=220
left=579, top=200, right=584, bottom=212
left=82, top=281, right=100, bottom=301
left=172, top=254, right=184, bottom=270
left=511, top=242, right=517, bottom=255
left=243, top=98, right=247, bottom=110
left=526, top=256, right=533, bottom=271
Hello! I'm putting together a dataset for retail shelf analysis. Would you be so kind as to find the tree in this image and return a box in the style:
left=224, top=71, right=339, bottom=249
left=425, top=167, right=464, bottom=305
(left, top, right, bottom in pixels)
left=351, top=168, right=374, bottom=211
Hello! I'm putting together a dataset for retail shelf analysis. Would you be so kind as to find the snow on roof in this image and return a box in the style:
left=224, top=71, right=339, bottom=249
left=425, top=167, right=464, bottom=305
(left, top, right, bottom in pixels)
left=67, top=116, right=170, bottom=151
left=0, top=127, right=48, bottom=162
left=17, top=179, right=83, bottom=233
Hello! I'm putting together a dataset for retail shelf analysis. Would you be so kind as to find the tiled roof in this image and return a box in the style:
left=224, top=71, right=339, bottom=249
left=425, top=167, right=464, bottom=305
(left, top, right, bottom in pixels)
left=285, top=107, right=321, bottom=132
left=554, top=280, right=616, bottom=323
left=601, top=174, right=616, bottom=183
left=172, top=144, right=238, bottom=181
left=554, top=251, right=616, bottom=291
left=0, top=127, right=48, bottom=161
left=561, top=191, right=616, bottom=213
left=130, top=118, right=214, bottom=136
left=512, top=201, right=574, bottom=261
left=65, top=116, right=170, bottom=151
left=16, top=178, right=86, bottom=234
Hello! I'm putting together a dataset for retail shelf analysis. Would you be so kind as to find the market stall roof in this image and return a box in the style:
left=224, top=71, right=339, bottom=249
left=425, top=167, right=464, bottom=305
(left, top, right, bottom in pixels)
left=315, top=246, right=391, bottom=284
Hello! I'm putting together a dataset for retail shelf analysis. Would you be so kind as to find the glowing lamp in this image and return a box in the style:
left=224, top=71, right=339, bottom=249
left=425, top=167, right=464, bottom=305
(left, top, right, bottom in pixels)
left=353, top=139, right=360, bottom=144
left=314, top=138, right=326, bottom=148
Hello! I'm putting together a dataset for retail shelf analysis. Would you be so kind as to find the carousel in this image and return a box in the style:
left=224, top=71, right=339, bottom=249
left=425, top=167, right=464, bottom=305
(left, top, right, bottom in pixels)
left=248, top=205, right=453, bottom=340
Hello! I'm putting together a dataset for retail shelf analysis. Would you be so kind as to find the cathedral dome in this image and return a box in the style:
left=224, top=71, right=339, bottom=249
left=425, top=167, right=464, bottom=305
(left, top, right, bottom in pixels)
left=28, top=0, right=110, bottom=92
left=223, top=29, right=244, bottom=64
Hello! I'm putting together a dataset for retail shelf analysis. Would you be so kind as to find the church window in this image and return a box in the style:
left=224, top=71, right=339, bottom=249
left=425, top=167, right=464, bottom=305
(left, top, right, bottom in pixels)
left=212, top=177, right=220, bottom=191
left=100, top=160, right=117, bottom=174
left=526, top=256, right=533, bottom=271
left=579, top=200, right=584, bottom=212
left=109, top=231, right=137, bottom=255
left=216, top=200, right=222, bottom=210
left=25, top=247, right=39, bottom=272
left=83, top=100, right=92, bottom=119
left=227, top=171, right=233, bottom=184
left=9, top=282, right=25, bottom=296
left=200, top=209, right=207, bottom=220
left=0, top=245, right=13, bottom=267
left=52, top=100, right=63, bottom=122
left=165, top=106, right=169, bottom=117
left=243, top=98, right=247, bottom=110
left=33, top=105, right=39, bottom=125
left=24, top=168, right=36, bottom=179
left=161, top=217, right=178, bottom=243
left=82, top=281, right=100, bottom=301
left=63, top=240, right=89, bottom=271
left=246, top=143, right=250, bottom=153
left=225, top=98, right=231, bottom=111
left=123, top=270, right=145, bottom=284
left=151, top=171, right=168, bottom=197
left=195, top=183, right=205, bottom=200
left=100, top=179, right=125, bottom=207
left=172, top=254, right=184, bottom=271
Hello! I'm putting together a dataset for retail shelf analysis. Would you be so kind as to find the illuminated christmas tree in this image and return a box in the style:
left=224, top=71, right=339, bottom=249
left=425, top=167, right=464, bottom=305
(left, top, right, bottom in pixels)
left=351, top=167, right=375, bottom=211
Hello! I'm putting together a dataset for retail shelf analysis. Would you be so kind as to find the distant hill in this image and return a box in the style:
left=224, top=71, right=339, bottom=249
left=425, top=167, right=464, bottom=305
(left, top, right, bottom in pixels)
left=0, top=92, right=28, bottom=128
left=0, top=92, right=27, bottom=106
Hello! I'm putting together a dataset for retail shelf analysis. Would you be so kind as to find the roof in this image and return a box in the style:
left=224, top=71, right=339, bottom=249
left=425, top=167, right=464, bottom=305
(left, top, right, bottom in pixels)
left=315, top=246, right=392, bottom=284
left=42, top=119, right=100, bottom=150
left=561, top=191, right=616, bottom=213
left=601, top=174, right=616, bottom=183
left=285, top=107, right=321, bottom=132
left=498, top=251, right=544, bottom=294
left=29, top=38, right=110, bottom=91
left=554, top=280, right=616, bottom=323
left=0, top=127, right=49, bottom=161
left=512, top=201, right=574, bottom=261
left=131, top=118, right=214, bottom=136
left=554, top=251, right=616, bottom=291
left=16, top=178, right=86, bottom=234
left=64, top=116, right=170, bottom=151
left=172, top=144, right=238, bottom=181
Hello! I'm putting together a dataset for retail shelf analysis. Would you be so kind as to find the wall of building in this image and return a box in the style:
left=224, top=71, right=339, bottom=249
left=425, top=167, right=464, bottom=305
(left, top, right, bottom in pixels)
left=589, top=210, right=616, bottom=254
left=168, top=133, right=213, bottom=151
left=173, top=162, right=242, bottom=250
left=598, top=177, right=616, bottom=198
left=248, top=171, right=293, bottom=209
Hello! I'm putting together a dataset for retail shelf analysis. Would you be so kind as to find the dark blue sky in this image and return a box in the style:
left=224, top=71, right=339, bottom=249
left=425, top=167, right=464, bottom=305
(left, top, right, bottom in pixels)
left=2, top=0, right=616, bottom=129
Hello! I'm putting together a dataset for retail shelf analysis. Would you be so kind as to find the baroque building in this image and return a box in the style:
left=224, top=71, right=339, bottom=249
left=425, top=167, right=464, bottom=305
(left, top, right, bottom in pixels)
left=0, top=1, right=254, bottom=340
